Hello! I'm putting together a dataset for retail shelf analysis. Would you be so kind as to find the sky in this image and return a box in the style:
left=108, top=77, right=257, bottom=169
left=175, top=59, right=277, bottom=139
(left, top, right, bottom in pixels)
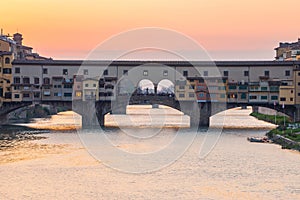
left=1, top=0, right=300, bottom=60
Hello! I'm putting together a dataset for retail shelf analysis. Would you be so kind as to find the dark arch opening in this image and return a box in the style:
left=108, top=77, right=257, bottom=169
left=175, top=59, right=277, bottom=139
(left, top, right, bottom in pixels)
left=5, top=57, right=10, bottom=64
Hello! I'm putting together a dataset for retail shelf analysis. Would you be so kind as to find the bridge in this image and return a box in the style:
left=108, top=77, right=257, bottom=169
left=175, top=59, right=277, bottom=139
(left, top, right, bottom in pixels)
left=0, top=93, right=299, bottom=129
left=1, top=59, right=300, bottom=129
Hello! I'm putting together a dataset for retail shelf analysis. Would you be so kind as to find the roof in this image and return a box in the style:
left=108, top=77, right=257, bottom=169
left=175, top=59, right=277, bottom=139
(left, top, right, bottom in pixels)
left=12, top=59, right=300, bottom=67
left=0, top=52, right=13, bottom=56
left=19, top=45, right=33, bottom=50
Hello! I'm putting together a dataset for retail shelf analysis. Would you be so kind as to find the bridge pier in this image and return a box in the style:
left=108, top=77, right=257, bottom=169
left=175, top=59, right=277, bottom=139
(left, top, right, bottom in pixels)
left=179, top=101, right=211, bottom=129
left=72, top=100, right=98, bottom=129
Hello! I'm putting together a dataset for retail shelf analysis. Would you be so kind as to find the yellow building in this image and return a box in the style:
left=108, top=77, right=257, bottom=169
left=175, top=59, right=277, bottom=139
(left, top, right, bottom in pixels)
left=279, top=80, right=295, bottom=105
left=294, top=69, right=300, bottom=105
left=0, top=36, right=15, bottom=102
left=175, top=80, right=195, bottom=101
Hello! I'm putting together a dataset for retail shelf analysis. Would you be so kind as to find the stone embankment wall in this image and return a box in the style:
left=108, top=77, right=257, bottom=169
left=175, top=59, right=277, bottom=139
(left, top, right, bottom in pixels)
left=271, top=134, right=300, bottom=151
left=258, top=107, right=287, bottom=117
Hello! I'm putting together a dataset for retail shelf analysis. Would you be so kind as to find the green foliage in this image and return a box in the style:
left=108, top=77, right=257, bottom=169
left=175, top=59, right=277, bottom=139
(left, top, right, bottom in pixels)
left=250, top=112, right=290, bottom=125
left=251, top=112, right=300, bottom=143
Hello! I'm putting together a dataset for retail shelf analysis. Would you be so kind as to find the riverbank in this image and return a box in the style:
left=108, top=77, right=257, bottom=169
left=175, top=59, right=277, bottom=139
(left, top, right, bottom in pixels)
left=250, top=111, right=300, bottom=151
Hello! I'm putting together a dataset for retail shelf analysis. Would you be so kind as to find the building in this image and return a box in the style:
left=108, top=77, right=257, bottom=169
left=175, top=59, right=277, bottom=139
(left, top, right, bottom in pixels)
left=13, top=33, right=51, bottom=60
left=0, top=30, right=51, bottom=103
left=11, top=61, right=79, bottom=102
left=275, top=38, right=300, bottom=61
left=0, top=33, right=16, bottom=102
left=9, top=60, right=300, bottom=109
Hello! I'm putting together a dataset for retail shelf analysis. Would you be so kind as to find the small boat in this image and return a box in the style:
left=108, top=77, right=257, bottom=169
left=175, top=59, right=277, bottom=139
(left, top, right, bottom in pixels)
left=247, top=137, right=269, bottom=143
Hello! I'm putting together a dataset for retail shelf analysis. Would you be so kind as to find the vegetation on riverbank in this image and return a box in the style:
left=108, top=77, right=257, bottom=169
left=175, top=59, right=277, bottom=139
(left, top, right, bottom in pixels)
left=250, top=112, right=290, bottom=125
left=251, top=112, right=300, bottom=151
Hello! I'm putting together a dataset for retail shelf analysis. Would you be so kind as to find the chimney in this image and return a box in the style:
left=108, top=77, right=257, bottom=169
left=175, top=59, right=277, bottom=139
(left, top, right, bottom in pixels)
left=0, top=28, right=3, bottom=36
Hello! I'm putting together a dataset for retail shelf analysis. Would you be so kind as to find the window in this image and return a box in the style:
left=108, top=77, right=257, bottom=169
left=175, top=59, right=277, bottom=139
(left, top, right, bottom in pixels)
left=199, top=93, right=205, bottom=97
left=23, top=93, right=30, bottom=98
left=241, top=93, right=247, bottom=99
left=15, top=67, right=20, bottom=73
left=291, top=90, right=293, bottom=94
left=290, top=98, right=294, bottom=101
left=14, top=86, right=20, bottom=90
left=43, top=77, right=50, bottom=84
left=270, top=86, right=279, bottom=91
left=63, top=69, right=68, bottom=75
left=93, top=84, right=96, bottom=87
left=84, top=69, right=88, bottom=75
left=285, top=70, right=290, bottom=76
left=143, top=70, right=148, bottom=76
left=261, top=87, right=268, bottom=91
left=85, top=83, right=88, bottom=87
left=34, top=92, right=40, bottom=98
left=239, top=85, right=247, bottom=90
left=75, top=91, right=82, bottom=97
left=43, top=68, right=48, bottom=74
left=103, top=70, right=108, bottom=75
left=163, top=70, right=168, bottom=76
left=250, top=96, right=257, bottom=100
left=271, top=96, right=278, bottom=100
left=264, top=70, right=269, bottom=77
left=203, top=71, right=208, bottom=76
left=244, top=71, right=249, bottom=77
left=14, top=94, right=20, bottom=98
left=228, top=85, right=237, bottom=90
left=63, top=84, right=72, bottom=88
left=197, top=85, right=205, bottom=90
left=261, top=96, right=268, bottom=100
left=179, top=93, right=185, bottom=98
left=220, top=94, right=226, bottom=98
left=298, top=93, right=300, bottom=96
left=23, top=77, right=30, bottom=84
left=208, top=86, right=218, bottom=90
left=218, top=86, right=226, bottom=90
left=54, top=93, right=62, bottom=97
left=5, top=57, right=10, bottom=64
left=34, top=77, right=39, bottom=84
left=228, top=93, right=237, bottom=98
left=64, top=93, right=72, bottom=97
left=123, top=70, right=128, bottom=75
left=14, top=77, right=20, bottom=84
left=183, top=70, right=188, bottom=77
left=280, top=97, right=286, bottom=101
left=223, top=71, right=228, bottom=77
left=3, top=68, right=12, bottom=74
left=298, top=72, right=300, bottom=76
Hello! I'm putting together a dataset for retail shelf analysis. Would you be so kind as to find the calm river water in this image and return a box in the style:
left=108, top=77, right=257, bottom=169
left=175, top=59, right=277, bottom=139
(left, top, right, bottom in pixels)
left=0, top=106, right=299, bottom=199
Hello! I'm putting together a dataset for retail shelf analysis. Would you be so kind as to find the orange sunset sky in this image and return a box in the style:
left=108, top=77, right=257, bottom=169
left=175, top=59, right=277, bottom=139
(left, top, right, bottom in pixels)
left=1, top=0, right=299, bottom=60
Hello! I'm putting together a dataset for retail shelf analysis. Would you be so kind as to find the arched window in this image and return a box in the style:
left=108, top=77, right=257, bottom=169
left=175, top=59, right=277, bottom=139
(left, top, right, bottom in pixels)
left=137, top=79, right=155, bottom=95
left=157, top=79, right=174, bottom=95
left=5, top=57, right=10, bottom=64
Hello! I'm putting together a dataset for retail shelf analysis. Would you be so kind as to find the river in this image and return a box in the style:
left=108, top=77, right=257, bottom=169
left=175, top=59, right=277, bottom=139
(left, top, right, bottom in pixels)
left=0, top=106, right=299, bottom=199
